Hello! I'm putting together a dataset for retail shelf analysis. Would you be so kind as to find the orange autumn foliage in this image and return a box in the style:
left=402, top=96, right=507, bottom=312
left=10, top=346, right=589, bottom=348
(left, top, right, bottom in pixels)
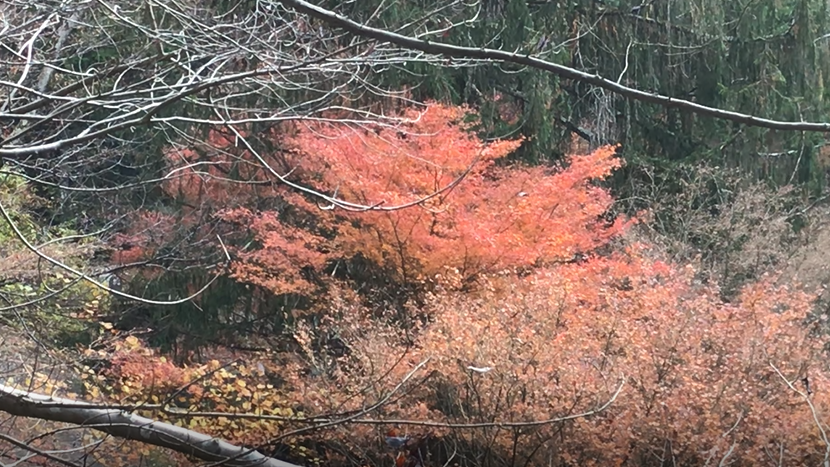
left=281, top=105, right=627, bottom=282
left=218, top=207, right=330, bottom=294
left=150, top=103, right=629, bottom=294
left=99, top=256, right=826, bottom=465
left=280, top=251, right=828, bottom=465
left=94, top=103, right=830, bottom=466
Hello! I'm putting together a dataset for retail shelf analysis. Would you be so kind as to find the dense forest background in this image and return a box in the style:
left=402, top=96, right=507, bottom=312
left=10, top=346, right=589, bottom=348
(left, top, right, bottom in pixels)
left=3, top=0, right=830, bottom=465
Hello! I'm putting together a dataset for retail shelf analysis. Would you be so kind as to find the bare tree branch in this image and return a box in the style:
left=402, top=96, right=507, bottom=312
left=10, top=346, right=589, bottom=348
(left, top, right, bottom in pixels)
left=279, top=0, right=830, bottom=133
left=0, top=383, right=301, bottom=467
left=771, top=363, right=830, bottom=467
left=0, top=198, right=226, bottom=306
left=0, top=431, right=83, bottom=467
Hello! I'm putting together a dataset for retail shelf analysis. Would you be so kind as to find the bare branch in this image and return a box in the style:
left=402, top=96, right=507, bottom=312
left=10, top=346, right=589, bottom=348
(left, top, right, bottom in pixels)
left=771, top=362, right=830, bottom=467
left=0, top=432, right=83, bottom=467
left=0, top=199, right=224, bottom=306
left=0, top=383, right=301, bottom=467
left=279, top=0, right=830, bottom=133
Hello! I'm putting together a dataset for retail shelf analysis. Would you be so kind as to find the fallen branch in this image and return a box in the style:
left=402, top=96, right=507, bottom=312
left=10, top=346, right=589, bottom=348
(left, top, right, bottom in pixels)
left=0, top=383, right=301, bottom=467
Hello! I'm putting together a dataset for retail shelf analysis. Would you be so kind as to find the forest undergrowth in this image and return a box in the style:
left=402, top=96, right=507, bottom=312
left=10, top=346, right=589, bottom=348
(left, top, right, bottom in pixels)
left=3, top=104, right=830, bottom=467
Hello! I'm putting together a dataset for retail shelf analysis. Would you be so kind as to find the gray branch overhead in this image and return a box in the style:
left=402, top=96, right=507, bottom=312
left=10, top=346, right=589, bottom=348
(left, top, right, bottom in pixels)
left=279, top=0, right=830, bottom=133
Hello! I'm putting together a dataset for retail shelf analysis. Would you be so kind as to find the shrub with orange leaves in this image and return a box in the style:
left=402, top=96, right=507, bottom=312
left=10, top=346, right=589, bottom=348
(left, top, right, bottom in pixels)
left=281, top=105, right=627, bottom=283
left=140, top=103, right=623, bottom=294
left=158, top=103, right=628, bottom=293
left=93, top=103, right=830, bottom=466
left=218, top=207, right=331, bottom=294
left=279, top=248, right=829, bottom=466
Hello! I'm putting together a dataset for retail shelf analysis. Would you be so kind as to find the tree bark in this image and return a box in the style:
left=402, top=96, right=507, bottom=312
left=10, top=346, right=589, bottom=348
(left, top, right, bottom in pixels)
left=0, top=384, right=300, bottom=467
